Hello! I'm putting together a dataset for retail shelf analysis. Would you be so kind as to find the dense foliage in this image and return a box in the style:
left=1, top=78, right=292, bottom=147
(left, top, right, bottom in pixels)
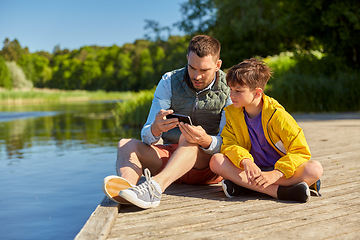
left=177, top=0, right=360, bottom=69
left=175, top=0, right=360, bottom=112
left=0, top=56, right=11, bottom=88
left=264, top=52, right=360, bottom=112
left=0, top=36, right=189, bottom=91
left=1, top=0, right=359, bottom=113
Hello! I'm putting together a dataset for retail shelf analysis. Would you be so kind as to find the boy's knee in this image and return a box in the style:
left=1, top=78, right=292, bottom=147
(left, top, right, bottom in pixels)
left=313, top=161, right=323, bottom=179
left=306, top=160, right=323, bottom=180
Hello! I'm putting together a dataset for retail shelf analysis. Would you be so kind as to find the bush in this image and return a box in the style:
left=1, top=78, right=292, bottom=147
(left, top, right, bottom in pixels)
left=5, top=61, right=33, bottom=89
left=111, top=88, right=155, bottom=127
left=264, top=52, right=360, bottom=112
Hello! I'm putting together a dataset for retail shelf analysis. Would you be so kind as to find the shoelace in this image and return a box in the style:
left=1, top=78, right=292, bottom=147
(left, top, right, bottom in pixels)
left=132, top=168, right=158, bottom=202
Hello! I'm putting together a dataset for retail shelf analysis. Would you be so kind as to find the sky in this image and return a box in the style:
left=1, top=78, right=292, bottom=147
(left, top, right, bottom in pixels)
left=0, top=0, right=187, bottom=53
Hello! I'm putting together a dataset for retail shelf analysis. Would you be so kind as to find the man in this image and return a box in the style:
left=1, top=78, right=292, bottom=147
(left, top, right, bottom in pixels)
left=102, top=35, right=231, bottom=209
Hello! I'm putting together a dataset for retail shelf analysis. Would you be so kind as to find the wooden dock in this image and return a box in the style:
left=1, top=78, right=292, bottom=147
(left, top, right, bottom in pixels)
left=75, top=113, right=360, bottom=240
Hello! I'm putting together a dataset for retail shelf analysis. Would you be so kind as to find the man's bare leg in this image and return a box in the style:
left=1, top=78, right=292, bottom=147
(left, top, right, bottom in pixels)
left=115, top=138, right=164, bottom=185
left=118, top=134, right=215, bottom=208
left=152, top=134, right=211, bottom=192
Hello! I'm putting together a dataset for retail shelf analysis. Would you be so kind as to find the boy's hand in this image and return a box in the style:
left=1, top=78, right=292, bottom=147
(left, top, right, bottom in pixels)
left=178, top=122, right=212, bottom=149
left=151, top=109, right=179, bottom=137
left=241, top=159, right=261, bottom=184
left=252, top=170, right=284, bottom=189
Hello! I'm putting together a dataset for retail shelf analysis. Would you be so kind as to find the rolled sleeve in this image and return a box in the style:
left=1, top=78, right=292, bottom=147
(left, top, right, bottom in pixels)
left=141, top=72, right=172, bottom=145
left=201, top=135, right=221, bottom=154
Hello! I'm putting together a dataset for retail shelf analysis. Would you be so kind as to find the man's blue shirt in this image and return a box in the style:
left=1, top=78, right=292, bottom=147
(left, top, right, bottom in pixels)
left=141, top=71, right=232, bottom=155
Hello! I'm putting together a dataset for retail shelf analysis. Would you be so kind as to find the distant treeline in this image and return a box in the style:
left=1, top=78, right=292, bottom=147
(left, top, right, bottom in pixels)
left=0, top=36, right=189, bottom=91
left=1, top=0, right=359, bottom=112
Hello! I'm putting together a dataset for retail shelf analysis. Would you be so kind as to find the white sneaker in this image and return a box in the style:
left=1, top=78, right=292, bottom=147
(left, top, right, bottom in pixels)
left=102, top=175, right=134, bottom=204
left=119, top=168, right=162, bottom=209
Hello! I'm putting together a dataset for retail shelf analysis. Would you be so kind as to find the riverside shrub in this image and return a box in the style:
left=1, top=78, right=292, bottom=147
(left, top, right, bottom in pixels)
left=264, top=52, right=360, bottom=112
left=112, top=87, right=155, bottom=127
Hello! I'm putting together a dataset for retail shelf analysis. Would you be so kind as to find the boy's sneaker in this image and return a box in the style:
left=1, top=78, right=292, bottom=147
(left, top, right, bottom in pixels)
left=102, top=175, right=134, bottom=204
left=119, top=168, right=162, bottom=209
left=309, top=179, right=322, bottom=196
left=277, top=182, right=310, bottom=203
left=221, top=179, right=251, bottom=198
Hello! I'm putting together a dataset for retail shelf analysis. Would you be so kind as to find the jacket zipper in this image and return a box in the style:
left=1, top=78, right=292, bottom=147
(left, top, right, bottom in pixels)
left=266, top=109, right=286, bottom=155
left=192, top=89, right=221, bottom=124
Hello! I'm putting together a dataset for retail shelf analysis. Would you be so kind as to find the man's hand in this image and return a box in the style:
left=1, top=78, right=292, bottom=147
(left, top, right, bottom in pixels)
left=151, top=109, right=179, bottom=137
left=178, top=122, right=212, bottom=148
left=252, top=170, right=284, bottom=190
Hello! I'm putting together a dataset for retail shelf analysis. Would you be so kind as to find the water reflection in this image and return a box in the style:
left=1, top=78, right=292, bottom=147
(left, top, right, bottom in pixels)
left=0, top=101, right=141, bottom=240
left=0, top=102, right=140, bottom=159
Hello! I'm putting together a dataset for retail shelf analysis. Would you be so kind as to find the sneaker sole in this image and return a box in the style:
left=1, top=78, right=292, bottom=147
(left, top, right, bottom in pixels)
left=309, top=179, right=322, bottom=197
left=221, top=180, right=234, bottom=198
left=102, top=175, right=133, bottom=204
left=310, top=189, right=321, bottom=197
left=119, top=189, right=160, bottom=209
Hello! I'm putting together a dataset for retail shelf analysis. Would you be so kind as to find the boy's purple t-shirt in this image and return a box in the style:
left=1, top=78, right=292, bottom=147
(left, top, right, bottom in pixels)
left=244, top=110, right=281, bottom=168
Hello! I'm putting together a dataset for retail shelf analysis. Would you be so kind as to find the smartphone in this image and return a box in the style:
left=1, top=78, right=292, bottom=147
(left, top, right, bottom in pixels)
left=166, top=113, right=193, bottom=125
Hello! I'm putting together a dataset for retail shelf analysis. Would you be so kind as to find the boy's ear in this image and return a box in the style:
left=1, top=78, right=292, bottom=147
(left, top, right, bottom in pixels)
left=255, top=88, right=263, bottom=98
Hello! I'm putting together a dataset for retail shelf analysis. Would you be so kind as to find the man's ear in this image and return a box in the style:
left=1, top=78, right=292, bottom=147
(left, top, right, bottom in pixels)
left=216, top=59, right=222, bottom=71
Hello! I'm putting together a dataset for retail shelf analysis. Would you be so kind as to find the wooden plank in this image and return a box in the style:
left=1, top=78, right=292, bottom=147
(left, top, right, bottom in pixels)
left=74, top=197, right=119, bottom=240
left=108, top=190, right=360, bottom=239
left=77, top=114, right=360, bottom=240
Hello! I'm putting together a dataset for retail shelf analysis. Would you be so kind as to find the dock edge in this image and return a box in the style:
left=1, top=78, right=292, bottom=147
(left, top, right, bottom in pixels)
left=75, top=196, right=119, bottom=240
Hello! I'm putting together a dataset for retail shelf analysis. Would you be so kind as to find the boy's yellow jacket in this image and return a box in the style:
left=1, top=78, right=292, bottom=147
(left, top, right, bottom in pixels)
left=221, top=95, right=311, bottom=178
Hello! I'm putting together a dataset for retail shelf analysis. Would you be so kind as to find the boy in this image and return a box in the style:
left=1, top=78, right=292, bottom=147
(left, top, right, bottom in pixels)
left=209, top=58, right=323, bottom=203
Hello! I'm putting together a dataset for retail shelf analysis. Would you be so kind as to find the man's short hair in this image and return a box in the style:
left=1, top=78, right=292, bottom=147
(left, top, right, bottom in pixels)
left=226, top=58, right=272, bottom=91
left=188, top=35, right=221, bottom=61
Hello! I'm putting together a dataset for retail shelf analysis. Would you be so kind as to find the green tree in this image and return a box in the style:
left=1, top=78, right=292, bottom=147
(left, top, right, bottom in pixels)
left=176, top=0, right=360, bottom=68
left=0, top=33, right=189, bottom=92
left=17, top=53, right=52, bottom=87
left=175, top=0, right=216, bottom=35
left=284, top=0, right=360, bottom=66
left=176, top=0, right=291, bottom=67
left=0, top=56, right=12, bottom=89
left=1, top=38, right=53, bottom=87
left=49, top=54, right=81, bottom=89
left=150, top=45, right=166, bottom=76
left=161, top=35, right=189, bottom=72
left=144, top=19, right=171, bottom=42
left=115, top=51, right=133, bottom=91
left=77, top=56, right=102, bottom=89
left=0, top=38, right=26, bottom=62
left=94, top=46, right=119, bottom=91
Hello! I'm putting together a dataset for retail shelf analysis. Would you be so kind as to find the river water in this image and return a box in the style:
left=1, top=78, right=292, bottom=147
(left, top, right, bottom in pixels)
left=0, top=101, right=140, bottom=240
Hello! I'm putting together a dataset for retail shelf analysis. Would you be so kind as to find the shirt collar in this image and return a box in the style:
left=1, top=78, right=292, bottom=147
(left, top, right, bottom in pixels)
left=197, top=73, right=216, bottom=94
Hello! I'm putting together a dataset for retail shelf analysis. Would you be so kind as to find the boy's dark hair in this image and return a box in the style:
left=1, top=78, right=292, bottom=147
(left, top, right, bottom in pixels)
left=226, top=58, right=272, bottom=90
left=188, top=35, right=220, bottom=62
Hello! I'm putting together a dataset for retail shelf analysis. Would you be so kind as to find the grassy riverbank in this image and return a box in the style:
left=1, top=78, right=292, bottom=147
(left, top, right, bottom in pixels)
left=0, top=88, right=134, bottom=104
